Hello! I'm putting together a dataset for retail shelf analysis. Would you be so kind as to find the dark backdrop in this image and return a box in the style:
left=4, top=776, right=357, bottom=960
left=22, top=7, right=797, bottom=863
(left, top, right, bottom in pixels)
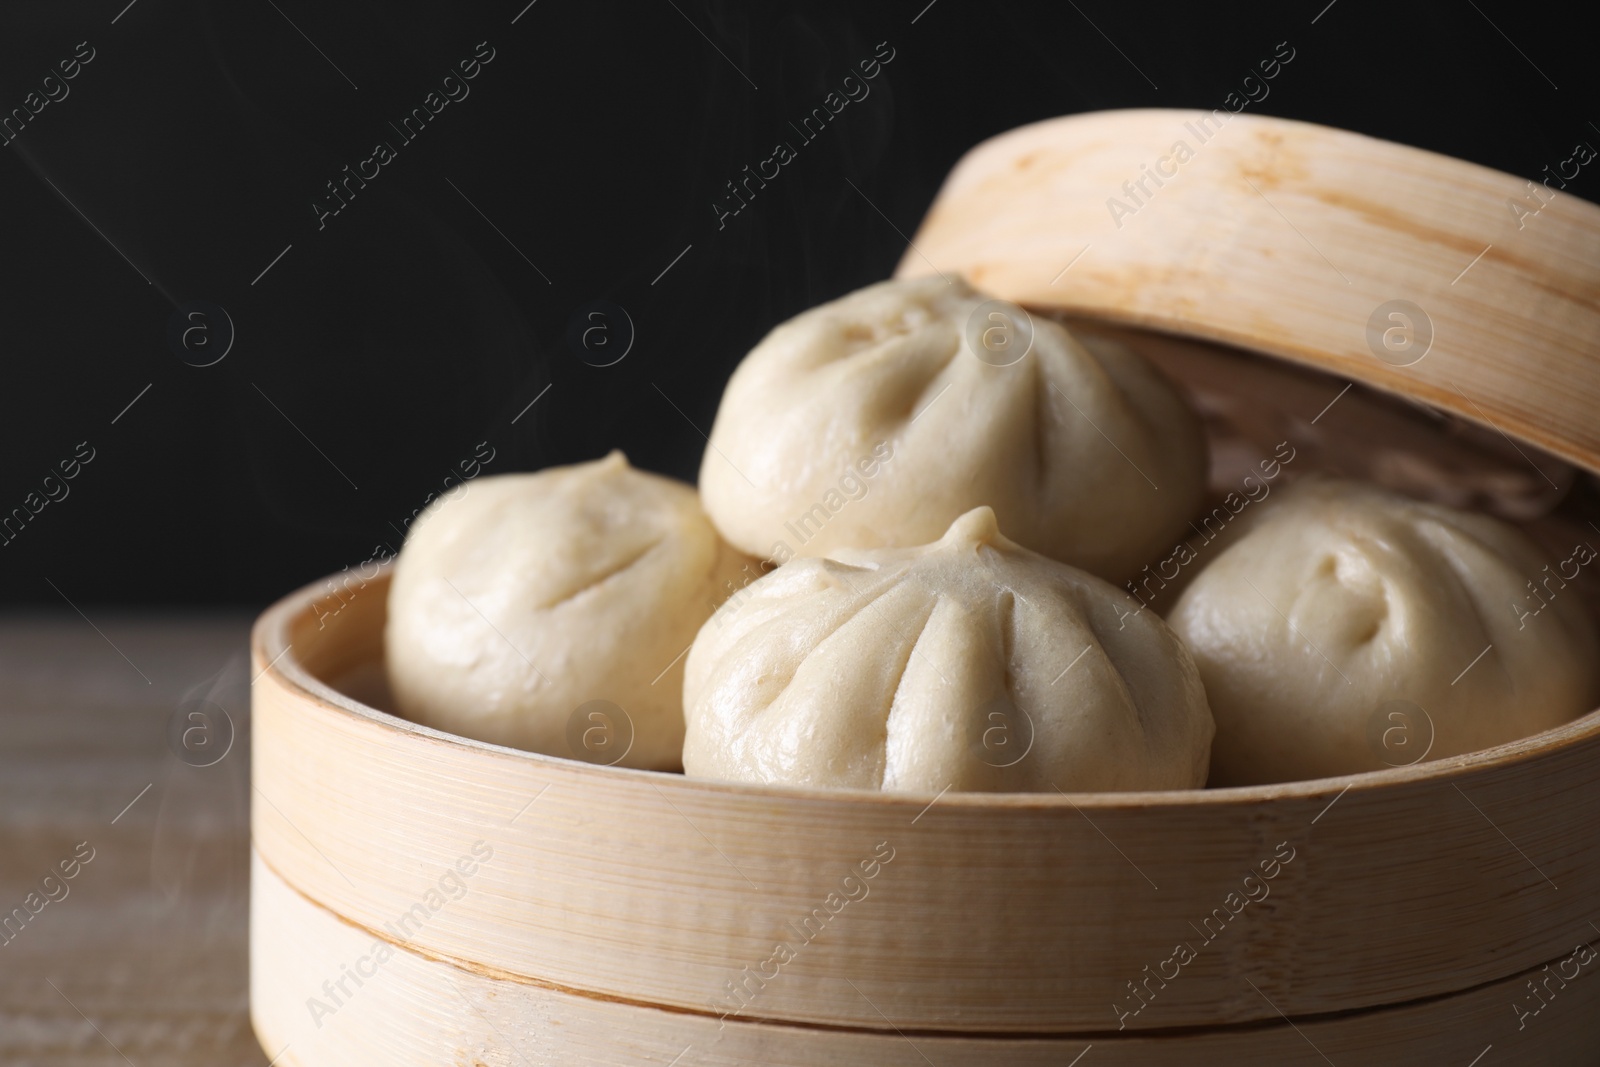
left=0, top=0, right=1594, bottom=606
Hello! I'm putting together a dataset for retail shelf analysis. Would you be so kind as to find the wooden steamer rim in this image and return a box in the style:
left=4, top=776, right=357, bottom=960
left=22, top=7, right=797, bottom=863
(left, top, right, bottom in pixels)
left=893, top=109, right=1600, bottom=475
left=252, top=571, right=1600, bottom=1039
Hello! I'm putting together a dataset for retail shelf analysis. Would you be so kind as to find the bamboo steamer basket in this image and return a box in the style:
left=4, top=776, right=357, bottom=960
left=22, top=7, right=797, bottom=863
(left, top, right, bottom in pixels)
left=250, top=110, right=1600, bottom=1065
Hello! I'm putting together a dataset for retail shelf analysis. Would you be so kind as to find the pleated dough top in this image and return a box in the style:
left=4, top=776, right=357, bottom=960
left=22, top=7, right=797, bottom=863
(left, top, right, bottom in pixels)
left=683, top=507, right=1214, bottom=792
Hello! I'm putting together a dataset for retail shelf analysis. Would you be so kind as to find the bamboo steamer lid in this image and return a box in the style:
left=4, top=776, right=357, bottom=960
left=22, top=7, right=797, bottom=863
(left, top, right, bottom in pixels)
left=893, top=108, right=1600, bottom=474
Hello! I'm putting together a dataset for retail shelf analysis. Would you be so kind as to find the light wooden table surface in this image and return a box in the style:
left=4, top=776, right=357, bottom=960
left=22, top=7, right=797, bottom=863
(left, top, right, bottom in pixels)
left=0, top=611, right=269, bottom=1067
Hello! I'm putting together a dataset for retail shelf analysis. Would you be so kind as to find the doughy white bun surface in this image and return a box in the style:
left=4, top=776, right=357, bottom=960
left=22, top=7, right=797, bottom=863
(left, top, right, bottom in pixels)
left=1168, top=478, right=1600, bottom=786
left=699, top=276, right=1207, bottom=582
left=683, top=507, right=1215, bottom=793
left=385, top=452, right=753, bottom=769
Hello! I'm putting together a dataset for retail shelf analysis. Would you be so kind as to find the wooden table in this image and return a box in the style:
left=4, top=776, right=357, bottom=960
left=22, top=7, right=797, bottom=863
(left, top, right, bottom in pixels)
left=0, top=611, right=269, bottom=1067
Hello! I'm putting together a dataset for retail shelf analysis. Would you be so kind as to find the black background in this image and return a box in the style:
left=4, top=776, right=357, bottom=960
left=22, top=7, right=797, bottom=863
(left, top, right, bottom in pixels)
left=0, top=0, right=1594, bottom=606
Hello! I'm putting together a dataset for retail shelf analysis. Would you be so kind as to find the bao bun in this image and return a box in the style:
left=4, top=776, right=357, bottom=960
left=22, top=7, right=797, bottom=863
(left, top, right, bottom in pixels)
left=683, top=507, right=1215, bottom=793
left=699, top=276, right=1208, bottom=582
left=386, top=452, right=752, bottom=769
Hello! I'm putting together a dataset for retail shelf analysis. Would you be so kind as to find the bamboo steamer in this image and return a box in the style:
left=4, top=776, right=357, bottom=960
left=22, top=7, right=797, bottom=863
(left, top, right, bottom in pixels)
left=250, top=111, right=1600, bottom=1064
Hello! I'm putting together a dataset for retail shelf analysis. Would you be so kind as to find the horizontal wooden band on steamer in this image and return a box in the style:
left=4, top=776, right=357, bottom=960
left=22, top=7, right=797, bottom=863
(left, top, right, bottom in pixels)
left=249, top=849, right=1600, bottom=1065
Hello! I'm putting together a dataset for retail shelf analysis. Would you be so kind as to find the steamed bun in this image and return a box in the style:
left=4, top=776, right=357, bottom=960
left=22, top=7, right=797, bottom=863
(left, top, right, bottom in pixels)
left=699, top=277, right=1207, bottom=581
left=386, top=452, right=752, bottom=769
left=682, top=507, right=1214, bottom=792
left=1168, top=479, right=1600, bottom=785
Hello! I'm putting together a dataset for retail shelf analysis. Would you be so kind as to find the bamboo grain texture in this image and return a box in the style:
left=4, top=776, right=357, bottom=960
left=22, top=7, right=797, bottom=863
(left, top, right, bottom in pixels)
left=251, top=848, right=1600, bottom=1065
